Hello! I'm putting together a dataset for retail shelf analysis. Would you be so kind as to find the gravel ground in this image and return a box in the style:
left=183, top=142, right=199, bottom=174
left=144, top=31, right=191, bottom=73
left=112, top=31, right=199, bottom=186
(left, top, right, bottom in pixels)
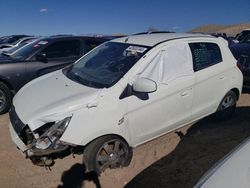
left=0, top=93, right=249, bottom=188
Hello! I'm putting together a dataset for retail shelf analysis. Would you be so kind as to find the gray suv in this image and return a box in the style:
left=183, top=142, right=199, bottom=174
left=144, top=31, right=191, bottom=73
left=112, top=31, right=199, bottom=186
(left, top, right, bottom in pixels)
left=0, top=35, right=109, bottom=114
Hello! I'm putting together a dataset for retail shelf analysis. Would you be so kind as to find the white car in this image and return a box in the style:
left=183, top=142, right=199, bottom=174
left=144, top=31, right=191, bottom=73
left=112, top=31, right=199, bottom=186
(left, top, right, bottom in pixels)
left=195, top=137, right=250, bottom=188
left=0, top=37, right=37, bottom=52
left=9, top=33, right=243, bottom=174
left=0, top=38, right=39, bottom=55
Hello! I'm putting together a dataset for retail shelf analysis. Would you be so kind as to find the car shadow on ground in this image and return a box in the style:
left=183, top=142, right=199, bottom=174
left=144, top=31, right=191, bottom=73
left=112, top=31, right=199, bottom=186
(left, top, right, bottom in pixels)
left=57, top=163, right=101, bottom=188
left=125, top=106, right=250, bottom=188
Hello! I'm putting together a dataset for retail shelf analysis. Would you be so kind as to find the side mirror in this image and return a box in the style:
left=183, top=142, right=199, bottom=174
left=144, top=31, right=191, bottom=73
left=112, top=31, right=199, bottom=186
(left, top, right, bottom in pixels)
left=233, top=39, right=239, bottom=43
left=35, top=53, right=47, bottom=63
left=132, top=77, right=157, bottom=93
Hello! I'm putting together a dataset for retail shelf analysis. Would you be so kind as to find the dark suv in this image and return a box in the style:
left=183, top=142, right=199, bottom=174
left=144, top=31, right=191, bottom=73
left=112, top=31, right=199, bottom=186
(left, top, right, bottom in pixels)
left=235, top=30, right=250, bottom=42
left=0, top=35, right=109, bottom=114
left=230, top=34, right=250, bottom=89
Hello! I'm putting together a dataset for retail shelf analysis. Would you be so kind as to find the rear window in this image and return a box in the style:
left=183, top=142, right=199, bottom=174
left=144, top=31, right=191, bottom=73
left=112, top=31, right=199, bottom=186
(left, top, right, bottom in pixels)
left=189, top=42, right=222, bottom=71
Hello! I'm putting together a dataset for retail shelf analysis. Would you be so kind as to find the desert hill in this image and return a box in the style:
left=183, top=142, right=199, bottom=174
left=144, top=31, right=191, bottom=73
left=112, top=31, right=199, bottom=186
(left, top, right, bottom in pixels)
left=190, top=23, right=250, bottom=36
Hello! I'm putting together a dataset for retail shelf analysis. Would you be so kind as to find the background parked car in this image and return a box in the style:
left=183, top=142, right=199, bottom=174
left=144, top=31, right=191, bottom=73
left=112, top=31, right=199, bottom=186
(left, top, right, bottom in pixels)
left=0, top=38, right=39, bottom=55
left=0, top=36, right=38, bottom=51
left=0, top=35, right=31, bottom=45
left=195, top=136, right=250, bottom=188
left=211, top=33, right=236, bottom=46
left=230, top=34, right=250, bottom=89
left=235, top=29, right=250, bottom=42
left=0, top=35, right=110, bottom=114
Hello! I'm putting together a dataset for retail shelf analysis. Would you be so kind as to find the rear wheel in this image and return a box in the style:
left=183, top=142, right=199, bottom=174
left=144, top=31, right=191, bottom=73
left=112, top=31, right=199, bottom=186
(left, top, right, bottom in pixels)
left=83, top=135, right=132, bottom=174
left=214, top=91, right=237, bottom=121
left=0, top=82, right=12, bottom=114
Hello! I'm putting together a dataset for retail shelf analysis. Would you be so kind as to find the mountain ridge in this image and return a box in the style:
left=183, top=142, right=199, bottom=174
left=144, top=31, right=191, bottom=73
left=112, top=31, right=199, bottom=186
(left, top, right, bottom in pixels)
left=189, top=23, right=250, bottom=36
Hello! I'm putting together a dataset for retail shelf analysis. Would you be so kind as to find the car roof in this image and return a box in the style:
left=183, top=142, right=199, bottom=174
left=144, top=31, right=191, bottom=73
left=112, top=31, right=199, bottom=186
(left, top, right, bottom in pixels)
left=27, top=35, right=109, bottom=45
left=112, top=33, right=215, bottom=47
left=47, top=35, right=109, bottom=41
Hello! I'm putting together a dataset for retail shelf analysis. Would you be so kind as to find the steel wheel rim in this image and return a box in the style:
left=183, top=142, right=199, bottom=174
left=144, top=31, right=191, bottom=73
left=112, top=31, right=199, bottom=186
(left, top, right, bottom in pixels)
left=96, top=139, right=128, bottom=172
left=0, top=90, right=6, bottom=111
left=221, top=95, right=235, bottom=110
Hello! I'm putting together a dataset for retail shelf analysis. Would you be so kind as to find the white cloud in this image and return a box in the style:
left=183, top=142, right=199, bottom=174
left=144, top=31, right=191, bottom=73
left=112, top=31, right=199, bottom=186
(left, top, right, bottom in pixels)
left=172, top=26, right=179, bottom=30
left=39, top=8, right=48, bottom=13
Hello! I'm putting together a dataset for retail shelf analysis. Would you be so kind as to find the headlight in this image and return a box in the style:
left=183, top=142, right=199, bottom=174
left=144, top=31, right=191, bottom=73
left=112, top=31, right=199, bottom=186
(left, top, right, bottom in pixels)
left=35, top=116, right=72, bottom=149
left=35, top=136, right=52, bottom=150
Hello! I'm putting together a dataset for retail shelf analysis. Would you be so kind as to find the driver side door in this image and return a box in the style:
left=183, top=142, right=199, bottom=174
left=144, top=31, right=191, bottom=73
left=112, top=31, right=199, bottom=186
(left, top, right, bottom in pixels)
left=123, top=43, right=195, bottom=146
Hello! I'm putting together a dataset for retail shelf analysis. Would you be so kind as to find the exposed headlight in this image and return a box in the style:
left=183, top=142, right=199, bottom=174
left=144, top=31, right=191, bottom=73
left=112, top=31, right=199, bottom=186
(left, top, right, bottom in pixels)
left=35, top=116, right=72, bottom=149
left=35, top=136, right=52, bottom=150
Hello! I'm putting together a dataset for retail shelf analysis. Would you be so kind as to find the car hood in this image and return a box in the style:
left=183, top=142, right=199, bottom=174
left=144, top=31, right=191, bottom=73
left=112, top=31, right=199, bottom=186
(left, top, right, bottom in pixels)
left=230, top=43, right=250, bottom=57
left=0, top=53, right=13, bottom=61
left=13, top=70, right=103, bottom=131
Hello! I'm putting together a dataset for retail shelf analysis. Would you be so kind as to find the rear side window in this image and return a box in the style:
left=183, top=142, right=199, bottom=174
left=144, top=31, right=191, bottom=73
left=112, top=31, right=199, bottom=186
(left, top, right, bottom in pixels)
left=41, top=40, right=81, bottom=59
left=189, top=42, right=222, bottom=71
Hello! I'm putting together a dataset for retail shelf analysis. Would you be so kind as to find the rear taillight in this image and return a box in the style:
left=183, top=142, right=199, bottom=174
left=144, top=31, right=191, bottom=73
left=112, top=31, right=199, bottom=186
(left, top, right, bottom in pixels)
left=237, top=60, right=242, bottom=70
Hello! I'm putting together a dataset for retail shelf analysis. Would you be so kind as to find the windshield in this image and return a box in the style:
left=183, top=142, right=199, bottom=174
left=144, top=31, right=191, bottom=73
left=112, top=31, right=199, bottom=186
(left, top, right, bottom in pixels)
left=10, top=38, right=23, bottom=45
left=64, top=42, right=150, bottom=88
left=6, top=39, right=37, bottom=54
left=237, top=31, right=250, bottom=42
left=0, top=36, right=12, bottom=44
left=0, top=36, right=8, bottom=43
left=10, top=40, right=48, bottom=60
left=0, top=36, right=21, bottom=44
left=6, top=43, right=27, bottom=54
left=240, top=34, right=250, bottom=43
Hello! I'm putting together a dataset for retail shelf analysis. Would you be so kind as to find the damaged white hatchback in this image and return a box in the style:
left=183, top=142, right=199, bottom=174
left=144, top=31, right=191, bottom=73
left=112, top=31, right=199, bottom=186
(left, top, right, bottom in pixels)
left=9, top=33, right=243, bottom=174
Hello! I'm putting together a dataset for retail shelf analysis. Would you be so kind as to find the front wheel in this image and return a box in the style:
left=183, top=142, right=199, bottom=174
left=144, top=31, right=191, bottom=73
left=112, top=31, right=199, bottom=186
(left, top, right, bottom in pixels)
left=214, top=91, right=237, bottom=121
left=83, top=135, right=132, bottom=174
left=0, top=82, right=12, bottom=114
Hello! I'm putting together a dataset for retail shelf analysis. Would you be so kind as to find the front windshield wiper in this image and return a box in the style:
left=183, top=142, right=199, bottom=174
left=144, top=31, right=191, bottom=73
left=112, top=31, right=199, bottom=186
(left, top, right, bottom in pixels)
left=66, top=70, right=108, bottom=88
left=71, top=72, right=94, bottom=87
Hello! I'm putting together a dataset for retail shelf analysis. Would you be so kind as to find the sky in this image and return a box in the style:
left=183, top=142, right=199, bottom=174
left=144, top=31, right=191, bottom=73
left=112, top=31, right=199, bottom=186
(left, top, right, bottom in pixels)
left=0, top=0, right=249, bottom=36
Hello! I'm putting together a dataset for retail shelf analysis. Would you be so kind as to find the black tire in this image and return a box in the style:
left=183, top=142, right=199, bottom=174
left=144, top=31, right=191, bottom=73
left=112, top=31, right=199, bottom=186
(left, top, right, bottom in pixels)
left=214, top=91, right=237, bottom=121
left=0, top=82, right=12, bottom=115
left=83, top=135, right=132, bottom=175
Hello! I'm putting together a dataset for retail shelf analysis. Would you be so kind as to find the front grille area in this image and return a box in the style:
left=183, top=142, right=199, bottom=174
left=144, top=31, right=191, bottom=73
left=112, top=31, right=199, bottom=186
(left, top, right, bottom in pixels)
left=9, top=106, right=35, bottom=145
left=9, top=106, right=26, bottom=136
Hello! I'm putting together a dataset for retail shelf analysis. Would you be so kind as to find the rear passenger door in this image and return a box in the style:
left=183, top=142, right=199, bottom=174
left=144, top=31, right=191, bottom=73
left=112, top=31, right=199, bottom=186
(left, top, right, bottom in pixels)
left=190, top=41, right=228, bottom=120
left=25, top=39, right=82, bottom=81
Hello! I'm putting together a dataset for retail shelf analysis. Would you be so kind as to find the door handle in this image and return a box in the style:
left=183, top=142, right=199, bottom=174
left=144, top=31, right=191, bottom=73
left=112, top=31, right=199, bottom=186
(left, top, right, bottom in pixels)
left=181, top=90, right=190, bottom=96
left=219, top=75, right=225, bottom=80
left=180, top=88, right=192, bottom=97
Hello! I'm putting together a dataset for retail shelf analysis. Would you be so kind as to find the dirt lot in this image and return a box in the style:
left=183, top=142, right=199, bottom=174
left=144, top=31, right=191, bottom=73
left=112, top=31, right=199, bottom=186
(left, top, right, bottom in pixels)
left=0, top=93, right=250, bottom=188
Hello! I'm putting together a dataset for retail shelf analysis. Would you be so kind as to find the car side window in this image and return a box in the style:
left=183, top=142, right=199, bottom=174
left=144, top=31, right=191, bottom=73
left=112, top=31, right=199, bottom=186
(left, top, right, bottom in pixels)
left=85, top=40, right=102, bottom=52
left=41, top=40, right=81, bottom=59
left=138, top=43, right=193, bottom=84
left=189, top=42, right=222, bottom=71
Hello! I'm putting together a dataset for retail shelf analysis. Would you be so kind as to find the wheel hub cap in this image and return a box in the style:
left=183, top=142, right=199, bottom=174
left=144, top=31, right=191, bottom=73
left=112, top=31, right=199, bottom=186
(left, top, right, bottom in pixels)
left=221, top=96, right=234, bottom=109
left=109, top=152, right=118, bottom=162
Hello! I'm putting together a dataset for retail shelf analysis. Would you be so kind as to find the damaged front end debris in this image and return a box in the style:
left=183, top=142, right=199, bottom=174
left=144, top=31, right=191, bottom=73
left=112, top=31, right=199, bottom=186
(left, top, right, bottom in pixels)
left=9, top=107, right=78, bottom=167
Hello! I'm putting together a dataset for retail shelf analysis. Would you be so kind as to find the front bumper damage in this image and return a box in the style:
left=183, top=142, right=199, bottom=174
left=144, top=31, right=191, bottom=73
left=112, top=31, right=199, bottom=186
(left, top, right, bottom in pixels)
left=9, top=107, right=75, bottom=167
